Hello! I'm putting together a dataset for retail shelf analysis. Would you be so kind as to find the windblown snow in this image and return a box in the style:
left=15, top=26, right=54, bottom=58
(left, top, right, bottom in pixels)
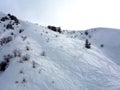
left=0, top=12, right=120, bottom=90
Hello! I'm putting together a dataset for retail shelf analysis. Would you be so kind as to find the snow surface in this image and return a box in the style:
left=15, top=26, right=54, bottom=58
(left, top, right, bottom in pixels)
left=0, top=13, right=120, bottom=90
left=63, top=28, right=120, bottom=65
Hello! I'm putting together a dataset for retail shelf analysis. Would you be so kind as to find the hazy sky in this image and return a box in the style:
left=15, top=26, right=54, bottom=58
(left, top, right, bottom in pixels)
left=0, top=0, right=120, bottom=30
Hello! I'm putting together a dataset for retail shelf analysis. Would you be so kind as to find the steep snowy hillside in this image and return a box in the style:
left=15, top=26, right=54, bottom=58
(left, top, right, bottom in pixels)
left=63, top=28, right=120, bottom=65
left=0, top=13, right=120, bottom=90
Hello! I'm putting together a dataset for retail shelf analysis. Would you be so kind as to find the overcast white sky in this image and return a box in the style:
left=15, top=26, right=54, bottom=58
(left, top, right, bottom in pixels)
left=0, top=0, right=120, bottom=30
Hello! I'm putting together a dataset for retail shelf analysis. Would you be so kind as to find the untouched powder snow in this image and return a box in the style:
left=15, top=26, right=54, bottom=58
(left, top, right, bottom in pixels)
left=0, top=13, right=120, bottom=90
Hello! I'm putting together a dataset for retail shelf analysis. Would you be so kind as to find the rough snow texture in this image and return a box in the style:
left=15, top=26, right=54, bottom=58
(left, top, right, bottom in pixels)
left=0, top=13, right=120, bottom=90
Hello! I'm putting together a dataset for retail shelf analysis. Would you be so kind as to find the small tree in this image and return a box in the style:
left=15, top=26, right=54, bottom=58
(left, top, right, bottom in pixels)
left=85, top=39, right=91, bottom=49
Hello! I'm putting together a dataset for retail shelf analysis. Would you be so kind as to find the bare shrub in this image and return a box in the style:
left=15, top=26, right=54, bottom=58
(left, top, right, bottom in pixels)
left=0, top=60, right=9, bottom=71
left=21, top=36, right=27, bottom=41
left=4, top=54, right=13, bottom=62
left=85, top=39, right=91, bottom=49
left=84, top=31, right=88, bottom=35
left=40, top=51, right=46, bottom=56
left=26, top=46, right=30, bottom=51
left=6, top=24, right=14, bottom=30
left=21, top=78, right=27, bottom=83
left=1, top=16, right=9, bottom=21
left=13, top=49, right=21, bottom=57
left=32, top=61, right=36, bottom=68
left=15, top=81, right=19, bottom=84
left=19, top=70, right=24, bottom=74
left=19, top=29, right=24, bottom=33
left=0, top=36, right=12, bottom=46
left=11, top=32, right=14, bottom=35
left=22, top=54, right=30, bottom=61
left=100, top=44, right=104, bottom=48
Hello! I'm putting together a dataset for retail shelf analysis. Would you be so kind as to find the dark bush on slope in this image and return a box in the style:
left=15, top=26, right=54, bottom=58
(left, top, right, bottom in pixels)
left=0, top=16, right=9, bottom=21
left=0, top=36, right=12, bottom=46
left=13, top=49, right=21, bottom=57
left=100, top=44, right=104, bottom=48
left=22, top=54, right=30, bottom=61
left=0, top=54, right=13, bottom=71
left=8, top=14, right=20, bottom=25
left=19, top=29, right=24, bottom=33
left=41, top=51, right=46, bottom=56
left=84, top=31, right=88, bottom=36
left=6, top=23, right=14, bottom=29
left=47, top=25, right=61, bottom=33
left=85, top=39, right=91, bottom=49
left=0, top=61, right=8, bottom=71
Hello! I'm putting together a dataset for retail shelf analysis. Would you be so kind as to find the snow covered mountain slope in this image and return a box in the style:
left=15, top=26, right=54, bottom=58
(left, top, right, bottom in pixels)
left=0, top=13, right=120, bottom=90
left=63, top=28, right=120, bottom=65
